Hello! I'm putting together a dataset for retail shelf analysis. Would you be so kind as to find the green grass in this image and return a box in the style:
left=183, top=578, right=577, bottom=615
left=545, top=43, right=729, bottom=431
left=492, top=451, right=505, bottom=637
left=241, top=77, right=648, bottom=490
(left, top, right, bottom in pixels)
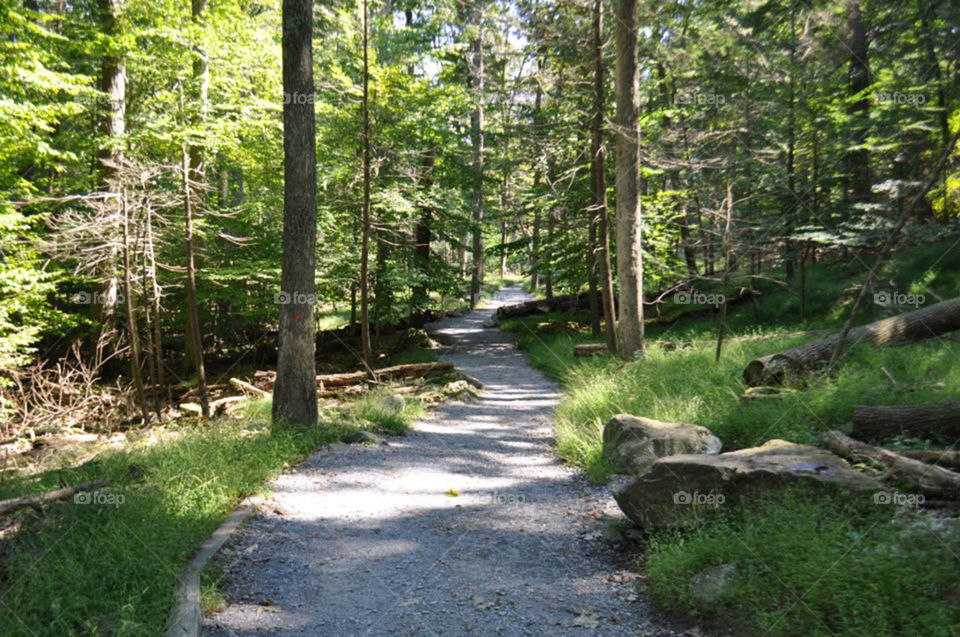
left=645, top=486, right=959, bottom=636
left=504, top=238, right=960, bottom=635
left=0, top=392, right=423, bottom=636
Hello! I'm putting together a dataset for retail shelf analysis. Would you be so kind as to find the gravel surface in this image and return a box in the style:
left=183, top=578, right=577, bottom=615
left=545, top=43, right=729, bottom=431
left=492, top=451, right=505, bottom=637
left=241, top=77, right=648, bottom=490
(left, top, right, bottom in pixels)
left=203, top=286, right=680, bottom=637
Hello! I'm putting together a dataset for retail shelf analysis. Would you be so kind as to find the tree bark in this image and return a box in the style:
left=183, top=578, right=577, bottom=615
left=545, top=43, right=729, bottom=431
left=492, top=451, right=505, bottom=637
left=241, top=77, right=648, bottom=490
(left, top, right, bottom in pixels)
left=823, top=430, right=960, bottom=499
left=120, top=187, right=149, bottom=424
left=412, top=147, right=434, bottom=320
left=273, top=0, right=318, bottom=427
left=181, top=142, right=209, bottom=417
left=614, top=0, right=645, bottom=359
left=359, top=0, right=373, bottom=368
left=92, top=0, right=125, bottom=344
left=590, top=0, right=616, bottom=352
left=844, top=0, right=871, bottom=204
left=852, top=401, right=960, bottom=443
left=744, top=296, right=960, bottom=386
left=469, top=0, right=485, bottom=309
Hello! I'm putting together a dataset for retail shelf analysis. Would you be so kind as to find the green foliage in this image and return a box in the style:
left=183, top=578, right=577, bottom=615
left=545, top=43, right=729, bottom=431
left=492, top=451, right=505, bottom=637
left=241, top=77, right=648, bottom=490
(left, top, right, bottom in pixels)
left=645, top=486, right=959, bottom=636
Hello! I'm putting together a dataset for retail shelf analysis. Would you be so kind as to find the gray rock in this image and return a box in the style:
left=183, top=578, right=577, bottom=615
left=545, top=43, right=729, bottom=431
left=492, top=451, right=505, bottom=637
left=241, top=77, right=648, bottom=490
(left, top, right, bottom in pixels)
left=689, top=563, right=737, bottom=605
left=603, top=414, right=722, bottom=476
left=614, top=439, right=882, bottom=530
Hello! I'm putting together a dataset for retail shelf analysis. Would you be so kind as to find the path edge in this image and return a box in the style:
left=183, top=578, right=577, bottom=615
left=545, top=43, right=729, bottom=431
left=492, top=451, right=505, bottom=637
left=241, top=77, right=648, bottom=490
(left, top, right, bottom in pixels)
left=165, top=496, right=262, bottom=637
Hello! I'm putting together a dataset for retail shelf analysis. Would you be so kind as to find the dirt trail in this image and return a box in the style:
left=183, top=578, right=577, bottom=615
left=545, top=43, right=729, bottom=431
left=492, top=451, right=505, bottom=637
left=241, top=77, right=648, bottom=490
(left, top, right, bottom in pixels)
left=204, top=286, right=675, bottom=636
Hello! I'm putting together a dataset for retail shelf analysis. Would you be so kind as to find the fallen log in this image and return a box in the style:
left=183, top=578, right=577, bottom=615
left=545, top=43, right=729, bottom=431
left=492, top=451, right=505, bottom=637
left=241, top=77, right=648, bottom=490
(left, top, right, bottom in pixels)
left=744, top=296, right=960, bottom=386
left=0, top=479, right=112, bottom=516
left=851, top=401, right=960, bottom=443
left=822, top=430, right=960, bottom=499
left=898, top=449, right=960, bottom=471
left=496, top=292, right=601, bottom=321
left=229, top=378, right=271, bottom=398
left=253, top=362, right=455, bottom=392
left=210, top=395, right=249, bottom=414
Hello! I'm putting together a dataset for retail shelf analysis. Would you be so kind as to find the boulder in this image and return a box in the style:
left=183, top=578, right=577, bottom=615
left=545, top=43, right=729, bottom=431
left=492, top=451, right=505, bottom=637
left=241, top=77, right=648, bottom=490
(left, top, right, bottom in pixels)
left=613, top=439, right=882, bottom=530
left=603, top=415, right=722, bottom=476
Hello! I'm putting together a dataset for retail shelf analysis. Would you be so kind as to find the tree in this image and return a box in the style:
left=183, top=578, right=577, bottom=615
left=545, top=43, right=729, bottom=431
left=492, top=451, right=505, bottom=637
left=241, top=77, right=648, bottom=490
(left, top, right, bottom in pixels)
left=614, top=0, right=644, bottom=359
left=590, top=0, right=617, bottom=353
left=273, top=0, right=318, bottom=427
left=468, top=0, right=485, bottom=309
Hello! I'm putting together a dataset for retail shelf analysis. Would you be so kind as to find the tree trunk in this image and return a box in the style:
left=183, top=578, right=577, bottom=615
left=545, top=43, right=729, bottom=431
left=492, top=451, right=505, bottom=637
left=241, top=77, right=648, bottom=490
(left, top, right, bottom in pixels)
left=469, top=0, right=485, bottom=309
left=120, top=188, right=149, bottom=425
left=412, top=147, right=434, bottom=319
left=359, top=0, right=373, bottom=368
left=180, top=142, right=209, bottom=417
left=273, top=0, right=318, bottom=427
left=614, top=0, right=645, bottom=359
left=844, top=0, right=871, bottom=205
left=852, top=401, right=960, bottom=443
left=590, top=0, right=616, bottom=352
left=744, top=296, right=960, bottom=386
left=92, top=0, right=125, bottom=345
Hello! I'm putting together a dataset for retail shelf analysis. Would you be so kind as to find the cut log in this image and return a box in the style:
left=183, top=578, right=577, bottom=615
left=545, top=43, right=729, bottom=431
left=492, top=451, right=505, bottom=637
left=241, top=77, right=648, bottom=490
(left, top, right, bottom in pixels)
left=229, top=378, right=271, bottom=398
left=822, top=430, right=960, bottom=499
left=899, top=449, right=960, bottom=471
left=0, top=479, right=112, bottom=516
left=852, top=401, right=960, bottom=443
left=744, top=296, right=960, bottom=386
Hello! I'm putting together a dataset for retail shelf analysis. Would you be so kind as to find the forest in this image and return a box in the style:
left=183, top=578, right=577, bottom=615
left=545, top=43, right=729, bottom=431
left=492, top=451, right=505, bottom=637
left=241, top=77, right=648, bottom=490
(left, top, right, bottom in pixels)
left=1, top=0, right=959, bottom=635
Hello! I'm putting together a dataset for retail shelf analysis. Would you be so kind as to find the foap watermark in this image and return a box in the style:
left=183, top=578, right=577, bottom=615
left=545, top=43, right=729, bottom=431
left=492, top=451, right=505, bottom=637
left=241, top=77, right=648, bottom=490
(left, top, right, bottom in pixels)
left=74, top=490, right=125, bottom=508
left=873, top=290, right=925, bottom=308
left=875, top=91, right=926, bottom=106
left=674, top=92, right=726, bottom=107
left=283, top=92, right=316, bottom=105
left=673, top=490, right=725, bottom=507
left=873, top=490, right=924, bottom=508
left=70, top=291, right=125, bottom=305
left=489, top=492, right=526, bottom=507
left=674, top=289, right=725, bottom=308
left=274, top=290, right=318, bottom=305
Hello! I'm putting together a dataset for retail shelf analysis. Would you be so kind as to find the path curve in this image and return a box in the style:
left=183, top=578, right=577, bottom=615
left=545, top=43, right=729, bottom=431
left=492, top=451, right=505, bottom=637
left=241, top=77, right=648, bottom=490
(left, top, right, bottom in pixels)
left=204, top=286, right=674, bottom=636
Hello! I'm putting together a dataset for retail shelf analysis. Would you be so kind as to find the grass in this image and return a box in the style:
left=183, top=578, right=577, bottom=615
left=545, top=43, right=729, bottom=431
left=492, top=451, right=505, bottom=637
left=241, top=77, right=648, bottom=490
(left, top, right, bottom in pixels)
left=503, top=238, right=960, bottom=635
left=644, top=485, right=959, bottom=636
left=0, top=391, right=423, bottom=636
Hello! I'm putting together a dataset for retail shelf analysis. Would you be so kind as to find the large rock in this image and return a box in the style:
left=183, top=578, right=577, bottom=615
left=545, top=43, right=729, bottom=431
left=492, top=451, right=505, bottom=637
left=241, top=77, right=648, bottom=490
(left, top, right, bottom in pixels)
left=603, top=414, right=722, bottom=476
left=613, top=439, right=882, bottom=530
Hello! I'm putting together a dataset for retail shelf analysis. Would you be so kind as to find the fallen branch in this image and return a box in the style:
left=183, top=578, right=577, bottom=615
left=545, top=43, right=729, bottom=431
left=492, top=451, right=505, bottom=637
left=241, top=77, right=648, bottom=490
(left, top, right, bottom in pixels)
left=822, top=430, right=960, bottom=499
left=229, top=378, right=271, bottom=398
left=0, top=479, right=112, bottom=516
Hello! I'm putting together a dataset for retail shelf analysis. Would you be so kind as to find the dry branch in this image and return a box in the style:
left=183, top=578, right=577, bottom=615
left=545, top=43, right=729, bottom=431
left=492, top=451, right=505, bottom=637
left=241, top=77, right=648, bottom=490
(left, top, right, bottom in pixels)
left=0, top=479, right=112, bottom=516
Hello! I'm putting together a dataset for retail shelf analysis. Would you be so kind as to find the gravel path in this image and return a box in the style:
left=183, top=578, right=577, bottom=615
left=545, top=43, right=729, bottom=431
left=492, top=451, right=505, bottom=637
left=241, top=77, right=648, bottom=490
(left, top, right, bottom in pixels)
left=203, top=286, right=678, bottom=637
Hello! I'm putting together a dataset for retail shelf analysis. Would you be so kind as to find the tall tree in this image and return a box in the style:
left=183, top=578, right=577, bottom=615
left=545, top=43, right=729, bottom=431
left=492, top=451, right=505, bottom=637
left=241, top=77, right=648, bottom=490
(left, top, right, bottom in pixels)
left=469, top=0, right=486, bottom=309
left=590, top=0, right=617, bottom=353
left=614, top=0, right=644, bottom=359
left=273, top=0, right=318, bottom=427
left=91, top=0, right=125, bottom=344
left=359, top=0, right=373, bottom=367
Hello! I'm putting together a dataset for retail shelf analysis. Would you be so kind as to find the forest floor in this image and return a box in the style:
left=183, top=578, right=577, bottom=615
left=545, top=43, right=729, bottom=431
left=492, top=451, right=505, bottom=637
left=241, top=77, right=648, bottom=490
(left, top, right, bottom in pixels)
left=203, top=286, right=680, bottom=637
